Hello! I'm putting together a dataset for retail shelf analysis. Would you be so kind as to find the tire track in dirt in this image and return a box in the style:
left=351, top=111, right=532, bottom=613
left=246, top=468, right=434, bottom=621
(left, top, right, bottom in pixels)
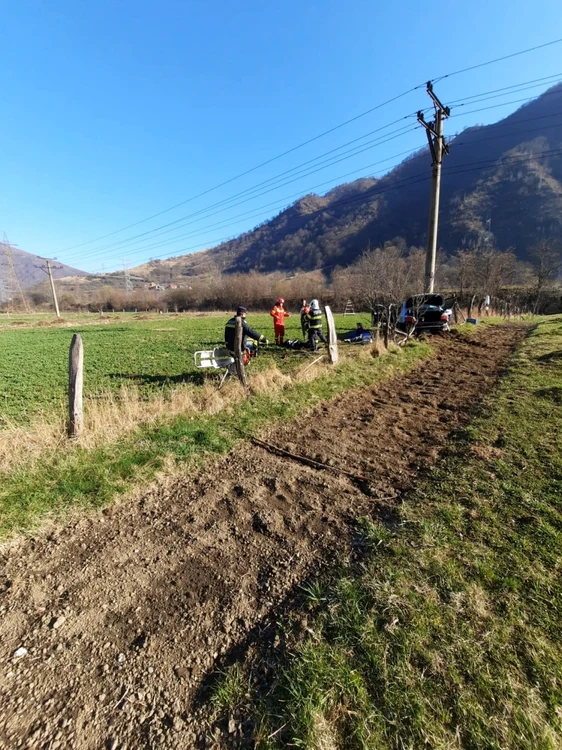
left=0, top=325, right=526, bottom=749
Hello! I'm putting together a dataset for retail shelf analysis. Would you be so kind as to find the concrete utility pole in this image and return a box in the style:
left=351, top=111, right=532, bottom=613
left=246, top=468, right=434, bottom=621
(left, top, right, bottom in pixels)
left=36, top=258, right=63, bottom=317
left=418, top=83, right=450, bottom=293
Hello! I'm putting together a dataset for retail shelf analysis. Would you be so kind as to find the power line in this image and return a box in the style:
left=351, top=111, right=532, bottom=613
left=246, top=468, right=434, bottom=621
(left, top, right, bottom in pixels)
left=80, top=106, right=562, bottom=268
left=432, top=38, right=562, bottom=83
left=66, top=125, right=419, bottom=265
left=446, top=73, right=562, bottom=107
left=60, top=37, right=562, bottom=256
left=450, top=86, right=562, bottom=119
left=91, top=122, right=562, bottom=274
left=63, top=76, right=562, bottom=267
left=61, top=104, right=553, bottom=267
left=447, top=80, right=562, bottom=113
left=90, top=146, right=424, bottom=265
left=59, top=90, right=424, bottom=254
left=62, top=121, right=419, bottom=262
left=96, top=146, right=562, bottom=274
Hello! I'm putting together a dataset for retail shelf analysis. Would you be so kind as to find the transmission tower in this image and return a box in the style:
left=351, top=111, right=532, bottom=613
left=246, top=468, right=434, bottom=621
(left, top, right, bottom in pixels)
left=123, top=260, right=133, bottom=294
left=0, top=279, right=9, bottom=304
left=1, top=233, right=31, bottom=312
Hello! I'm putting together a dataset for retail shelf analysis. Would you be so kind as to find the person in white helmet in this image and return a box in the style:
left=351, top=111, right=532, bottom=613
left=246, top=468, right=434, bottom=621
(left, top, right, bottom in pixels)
left=305, top=299, right=327, bottom=351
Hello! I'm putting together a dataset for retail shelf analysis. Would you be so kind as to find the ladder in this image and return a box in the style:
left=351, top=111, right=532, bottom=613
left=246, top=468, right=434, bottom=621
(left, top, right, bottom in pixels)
left=343, top=299, right=355, bottom=315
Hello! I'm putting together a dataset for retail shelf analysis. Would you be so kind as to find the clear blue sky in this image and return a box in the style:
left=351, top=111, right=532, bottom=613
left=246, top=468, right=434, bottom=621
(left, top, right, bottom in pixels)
left=1, top=0, right=561, bottom=273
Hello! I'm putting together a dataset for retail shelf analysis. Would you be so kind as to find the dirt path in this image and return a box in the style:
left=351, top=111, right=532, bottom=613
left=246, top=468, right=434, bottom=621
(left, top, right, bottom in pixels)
left=0, top=325, right=526, bottom=749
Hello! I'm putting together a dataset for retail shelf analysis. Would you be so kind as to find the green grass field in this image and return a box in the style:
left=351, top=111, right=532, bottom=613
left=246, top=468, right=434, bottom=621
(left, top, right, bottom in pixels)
left=0, top=311, right=372, bottom=425
left=211, top=316, right=562, bottom=748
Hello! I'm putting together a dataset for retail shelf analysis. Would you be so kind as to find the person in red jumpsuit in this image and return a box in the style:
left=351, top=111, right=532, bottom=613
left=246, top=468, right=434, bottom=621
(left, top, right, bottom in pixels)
left=270, top=297, right=290, bottom=345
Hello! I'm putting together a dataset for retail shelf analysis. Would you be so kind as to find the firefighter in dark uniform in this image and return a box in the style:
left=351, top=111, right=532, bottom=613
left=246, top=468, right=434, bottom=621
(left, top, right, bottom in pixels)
left=225, top=306, right=268, bottom=355
left=306, top=299, right=328, bottom=351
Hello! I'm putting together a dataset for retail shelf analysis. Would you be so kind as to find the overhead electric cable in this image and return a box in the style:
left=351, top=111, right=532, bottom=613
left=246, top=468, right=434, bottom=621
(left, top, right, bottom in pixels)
left=446, top=73, right=562, bottom=106
left=88, top=146, right=424, bottom=262
left=81, top=115, right=562, bottom=268
left=97, top=146, right=562, bottom=273
left=60, top=89, right=424, bottom=253
left=65, top=126, right=418, bottom=264
left=62, top=37, right=562, bottom=255
left=61, top=120, right=418, bottom=262
left=63, top=77, right=562, bottom=266
left=432, top=38, right=562, bottom=83
left=449, top=88, right=562, bottom=120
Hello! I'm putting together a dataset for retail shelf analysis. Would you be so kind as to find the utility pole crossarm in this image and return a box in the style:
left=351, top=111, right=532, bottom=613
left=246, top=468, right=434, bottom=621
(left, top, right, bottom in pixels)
left=426, top=81, right=450, bottom=116
left=418, top=112, right=439, bottom=165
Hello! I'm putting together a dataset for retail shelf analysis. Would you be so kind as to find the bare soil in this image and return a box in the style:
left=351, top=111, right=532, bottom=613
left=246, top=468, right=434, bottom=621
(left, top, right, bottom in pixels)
left=0, top=325, right=526, bottom=749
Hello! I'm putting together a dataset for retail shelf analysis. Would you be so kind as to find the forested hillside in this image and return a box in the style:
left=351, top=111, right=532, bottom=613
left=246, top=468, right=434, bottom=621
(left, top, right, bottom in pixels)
left=0, top=244, right=85, bottom=289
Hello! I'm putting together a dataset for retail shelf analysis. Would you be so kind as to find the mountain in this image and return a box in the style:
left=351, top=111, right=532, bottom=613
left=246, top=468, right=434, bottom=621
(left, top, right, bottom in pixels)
left=0, top=244, right=86, bottom=289
left=139, top=83, right=562, bottom=277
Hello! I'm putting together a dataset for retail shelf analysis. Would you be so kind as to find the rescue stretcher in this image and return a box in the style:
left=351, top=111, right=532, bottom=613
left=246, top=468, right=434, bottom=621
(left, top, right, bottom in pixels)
left=193, top=341, right=259, bottom=388
left=193, top=347, right=235, bottom=388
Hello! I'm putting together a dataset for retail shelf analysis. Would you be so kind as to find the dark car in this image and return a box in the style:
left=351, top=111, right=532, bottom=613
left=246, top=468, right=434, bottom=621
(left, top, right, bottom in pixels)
left=397, top=294, right=451, bottom=334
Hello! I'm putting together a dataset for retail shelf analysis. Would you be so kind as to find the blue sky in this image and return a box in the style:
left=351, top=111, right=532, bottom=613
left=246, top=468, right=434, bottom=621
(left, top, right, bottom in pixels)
left=1, top=0, right=561, bottom=273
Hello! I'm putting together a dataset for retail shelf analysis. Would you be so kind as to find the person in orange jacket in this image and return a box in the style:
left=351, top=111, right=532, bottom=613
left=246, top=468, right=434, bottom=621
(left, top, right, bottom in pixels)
left=270, top=297, right=290, bottom=345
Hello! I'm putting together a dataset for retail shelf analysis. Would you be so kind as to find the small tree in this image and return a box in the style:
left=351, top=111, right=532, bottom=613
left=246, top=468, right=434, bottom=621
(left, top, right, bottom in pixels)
left=529, top=238, right=562, bottom=313
left=352, top=244, right=424, bottom=312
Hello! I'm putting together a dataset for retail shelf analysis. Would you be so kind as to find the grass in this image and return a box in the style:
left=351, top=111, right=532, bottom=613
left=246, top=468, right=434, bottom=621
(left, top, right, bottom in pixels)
left=211, top=316, right=562, bottom=749
left=0, top=327, right=430, bottom=539
left=0, top=311, right=372, bottom=425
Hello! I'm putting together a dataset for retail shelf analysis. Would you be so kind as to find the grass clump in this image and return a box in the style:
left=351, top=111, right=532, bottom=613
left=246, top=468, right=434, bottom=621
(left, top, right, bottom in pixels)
left=211, top=664, right=251, bottom=718
left=215, top=316, right=562, bottom=749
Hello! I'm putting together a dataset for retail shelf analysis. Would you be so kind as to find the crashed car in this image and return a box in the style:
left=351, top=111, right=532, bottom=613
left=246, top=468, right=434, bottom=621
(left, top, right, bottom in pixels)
left=397, top=294, right=451, bottom=335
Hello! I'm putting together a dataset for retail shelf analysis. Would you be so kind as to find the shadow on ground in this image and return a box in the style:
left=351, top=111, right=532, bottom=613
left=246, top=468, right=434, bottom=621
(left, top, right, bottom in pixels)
left=535, top=386, right=562, bottom=404
left=537, top=350, right=562, bottom=365
left=108, top=371, right=207, bottom=386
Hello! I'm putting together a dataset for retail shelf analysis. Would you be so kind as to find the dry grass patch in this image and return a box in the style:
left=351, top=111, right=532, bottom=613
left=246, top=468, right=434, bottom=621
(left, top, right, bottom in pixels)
left=0, top=361, right=322, bottom=473
left=470, top=443, right=505, bottom=461
left=248, top=365, right=292, bottom=395
left=0, top=378, right=248, bottom=473
left=310, top=712, right=338, bottom=750
left=370, top=332, right=388, bottom=358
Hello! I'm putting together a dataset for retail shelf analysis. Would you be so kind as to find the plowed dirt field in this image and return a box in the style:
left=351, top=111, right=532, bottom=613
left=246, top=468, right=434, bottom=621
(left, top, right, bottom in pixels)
left=0, top=325, right=526, bottom=749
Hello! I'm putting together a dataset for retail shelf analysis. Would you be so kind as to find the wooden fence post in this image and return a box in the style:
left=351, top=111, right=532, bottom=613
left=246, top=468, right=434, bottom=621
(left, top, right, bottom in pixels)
left=234, top=316, right=248, bottom=389
left=384, top=304, right=392, bottom=348
left=68, top=333, right=83, bottom=438
left=324, top=305, right=339, bottom=364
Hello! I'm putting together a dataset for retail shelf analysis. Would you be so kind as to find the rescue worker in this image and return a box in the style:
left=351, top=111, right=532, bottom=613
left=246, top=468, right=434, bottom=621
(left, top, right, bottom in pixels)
left=300, top=298, right=310, bottom=340
left=270, top=297, right=290, bottom=346
left=306, top=299, right=328, bottom=351
left=225, top=306, right=268, bottom=355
